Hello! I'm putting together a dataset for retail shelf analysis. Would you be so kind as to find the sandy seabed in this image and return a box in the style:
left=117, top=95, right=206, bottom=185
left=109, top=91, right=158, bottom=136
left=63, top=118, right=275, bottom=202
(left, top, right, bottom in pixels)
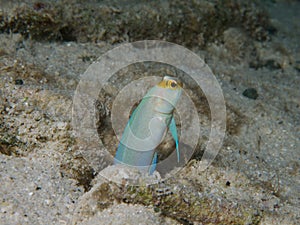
left=0, top=0, right=299, bottom=224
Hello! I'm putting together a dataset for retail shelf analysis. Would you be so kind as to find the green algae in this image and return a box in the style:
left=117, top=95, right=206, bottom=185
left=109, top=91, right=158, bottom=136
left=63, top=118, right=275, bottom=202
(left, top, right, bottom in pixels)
left=90, top=179, right=262, bottom=224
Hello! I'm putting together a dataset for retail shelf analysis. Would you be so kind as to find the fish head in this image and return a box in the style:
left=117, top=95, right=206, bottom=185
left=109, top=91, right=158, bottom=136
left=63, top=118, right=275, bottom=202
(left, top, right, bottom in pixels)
left=152, top=76, right=182, bottom=114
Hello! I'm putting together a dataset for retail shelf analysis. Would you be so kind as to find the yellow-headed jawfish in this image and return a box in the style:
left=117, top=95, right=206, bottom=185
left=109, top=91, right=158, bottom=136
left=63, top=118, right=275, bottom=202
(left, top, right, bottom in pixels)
left=114, top=76, right=182, bottom=174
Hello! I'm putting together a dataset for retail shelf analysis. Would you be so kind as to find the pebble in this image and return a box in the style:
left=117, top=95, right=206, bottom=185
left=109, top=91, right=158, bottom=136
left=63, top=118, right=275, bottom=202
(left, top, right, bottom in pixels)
left=242, top=88, right=258, bottom=100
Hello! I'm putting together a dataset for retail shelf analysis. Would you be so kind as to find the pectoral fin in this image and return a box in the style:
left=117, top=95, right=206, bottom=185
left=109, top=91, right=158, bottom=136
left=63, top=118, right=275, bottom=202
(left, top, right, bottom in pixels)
left=169, top=117, right=179, bottom=162
left=149, top=152, right=158, bottom=175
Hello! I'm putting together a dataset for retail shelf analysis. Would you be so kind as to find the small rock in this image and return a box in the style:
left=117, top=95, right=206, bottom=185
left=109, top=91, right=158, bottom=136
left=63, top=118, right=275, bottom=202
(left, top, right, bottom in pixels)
left=15, top=79, right=24, bottom=85
left=242, top=88, right=258, bottom=100
left=56, top=122, right=68, bottom=130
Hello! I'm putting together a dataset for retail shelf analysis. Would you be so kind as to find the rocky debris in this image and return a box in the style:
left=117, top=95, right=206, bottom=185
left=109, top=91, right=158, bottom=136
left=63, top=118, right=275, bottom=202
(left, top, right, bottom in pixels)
left=72, top=165, right=261, bottom=224
left=0, top=0, right=274, bottom=46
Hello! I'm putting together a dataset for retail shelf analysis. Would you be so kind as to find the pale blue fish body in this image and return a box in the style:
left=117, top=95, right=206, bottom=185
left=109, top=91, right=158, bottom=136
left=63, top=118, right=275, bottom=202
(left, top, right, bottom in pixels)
left=114, top=76, right=182, bottom=174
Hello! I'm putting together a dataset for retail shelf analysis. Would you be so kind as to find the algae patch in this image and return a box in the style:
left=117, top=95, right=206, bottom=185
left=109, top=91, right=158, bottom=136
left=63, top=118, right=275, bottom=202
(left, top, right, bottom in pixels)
left=78, top=176, right=262, bottom=224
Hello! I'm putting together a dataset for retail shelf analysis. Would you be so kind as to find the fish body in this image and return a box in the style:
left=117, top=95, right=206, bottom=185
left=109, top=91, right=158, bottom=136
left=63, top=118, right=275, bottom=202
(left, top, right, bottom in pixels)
left=114, top=76, right=182, bottom=174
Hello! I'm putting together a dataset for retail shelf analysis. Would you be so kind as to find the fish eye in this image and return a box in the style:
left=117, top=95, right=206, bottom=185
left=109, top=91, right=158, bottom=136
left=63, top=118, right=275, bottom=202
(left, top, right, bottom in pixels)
left=170, top=81, right=177, bottom=88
